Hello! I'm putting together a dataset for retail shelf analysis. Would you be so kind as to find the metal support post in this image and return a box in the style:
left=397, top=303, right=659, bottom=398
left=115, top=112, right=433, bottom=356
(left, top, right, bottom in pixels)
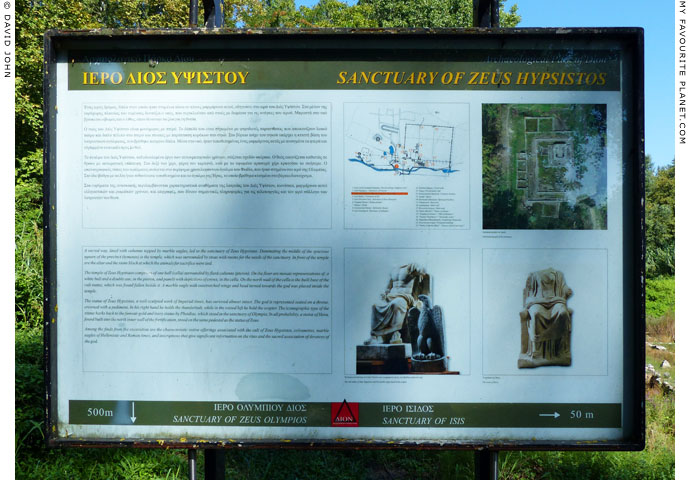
left=188, top=449, right=197, bottom=480
left=189, top=0, right=199, bottom=27
left=204, top=449, right=226, bottom=480
left=473, top=0, right=500, bottom=28
left=202, top=0, right=225, bottom=28
left=190, top=0, right=224, bottom=28
left=474, top=450, right=499, bottom=480
left=473, top=3, right=499, bottom=476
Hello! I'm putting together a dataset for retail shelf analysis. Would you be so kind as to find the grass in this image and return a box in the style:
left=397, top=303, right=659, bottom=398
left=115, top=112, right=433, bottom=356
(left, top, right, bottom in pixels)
left=15, top=431, right=675, bottom=480
left=646, top=310, right=675, bottom=346
left=537, top=117, right=552, bottom=133
left=17, top=448, right=188, bottom=480
left=646, top=341, right=675, bottom=364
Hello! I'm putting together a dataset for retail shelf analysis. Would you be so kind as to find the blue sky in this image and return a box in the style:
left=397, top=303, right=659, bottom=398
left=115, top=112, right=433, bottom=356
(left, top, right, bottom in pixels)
left=298, top=0, right=675, bottom=168
left=509, top=0, right=674, bottom=168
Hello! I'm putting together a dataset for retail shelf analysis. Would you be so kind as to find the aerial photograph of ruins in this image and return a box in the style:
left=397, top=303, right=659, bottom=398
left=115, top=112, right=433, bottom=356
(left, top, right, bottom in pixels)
left=482, top=104, right=607, bottom=230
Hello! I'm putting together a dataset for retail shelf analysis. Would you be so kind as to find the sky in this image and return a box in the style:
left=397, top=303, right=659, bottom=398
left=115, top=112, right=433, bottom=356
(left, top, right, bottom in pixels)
left=509, top=0, right=675, bottom=168
left=297, top=0, right=675, bottom=168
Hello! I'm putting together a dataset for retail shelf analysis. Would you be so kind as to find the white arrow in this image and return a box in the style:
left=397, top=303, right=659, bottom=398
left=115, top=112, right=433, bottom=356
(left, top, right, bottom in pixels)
left=539, top=412, right=560, bottom=418
left=130, top=402, right=137, bottom=423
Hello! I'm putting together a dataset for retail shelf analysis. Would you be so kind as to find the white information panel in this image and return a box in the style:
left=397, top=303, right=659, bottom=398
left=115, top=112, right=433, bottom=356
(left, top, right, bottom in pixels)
left=45, top=31, right=644, bottom=448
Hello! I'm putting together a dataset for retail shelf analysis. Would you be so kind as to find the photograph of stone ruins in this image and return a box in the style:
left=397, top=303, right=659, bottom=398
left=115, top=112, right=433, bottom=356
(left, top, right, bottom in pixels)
left=482, top=104, right=607, bottom=230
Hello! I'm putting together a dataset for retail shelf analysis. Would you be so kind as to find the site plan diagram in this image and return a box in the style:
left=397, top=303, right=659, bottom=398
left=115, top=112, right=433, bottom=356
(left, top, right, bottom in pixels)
left=343, top=103, right=470, bottom=230
left=345, top=104, right=461, bottom=176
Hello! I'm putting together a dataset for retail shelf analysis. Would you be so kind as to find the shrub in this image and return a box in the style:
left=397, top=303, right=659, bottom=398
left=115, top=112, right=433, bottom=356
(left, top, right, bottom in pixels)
left=15, top=178, right=43, bottom=330
left=15, top=328, right=44, bottom=456
left=646, top=276, right=675, bottom=319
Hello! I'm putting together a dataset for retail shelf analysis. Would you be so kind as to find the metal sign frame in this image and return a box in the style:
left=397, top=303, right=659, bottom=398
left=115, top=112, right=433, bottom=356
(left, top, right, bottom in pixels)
left=44, top=28, right=645, bottom=450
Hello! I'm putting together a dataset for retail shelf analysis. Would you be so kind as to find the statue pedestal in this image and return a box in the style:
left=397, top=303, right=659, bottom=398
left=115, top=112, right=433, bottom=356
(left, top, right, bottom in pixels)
left=356, top=344, right=411, bottom=374
left=357, top=343, right=411, bottom=360
left=411, top=357, right=447, bottom=372
left=518, top=353, right=571, bottom=368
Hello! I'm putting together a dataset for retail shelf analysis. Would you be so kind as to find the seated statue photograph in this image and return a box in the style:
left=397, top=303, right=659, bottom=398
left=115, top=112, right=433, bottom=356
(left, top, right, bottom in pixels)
left=518, top=267, right=573, bottom=368
left=364, top=262, right=429, bottom=346
left=356, top=263, right=450, bottom=374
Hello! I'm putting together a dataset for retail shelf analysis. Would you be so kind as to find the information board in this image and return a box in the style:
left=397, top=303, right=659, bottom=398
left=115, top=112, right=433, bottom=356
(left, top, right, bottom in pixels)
left=44, top=29, right=645, bottom=449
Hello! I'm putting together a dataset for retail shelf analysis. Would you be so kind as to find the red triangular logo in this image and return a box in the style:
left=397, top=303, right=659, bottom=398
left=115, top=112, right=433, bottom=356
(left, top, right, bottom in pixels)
left=331, top=399, right=359, bottom=427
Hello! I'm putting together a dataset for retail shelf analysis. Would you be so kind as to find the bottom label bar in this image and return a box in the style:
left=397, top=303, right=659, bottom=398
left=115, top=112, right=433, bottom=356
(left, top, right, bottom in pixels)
left=69, top=401, right=621, bottom=428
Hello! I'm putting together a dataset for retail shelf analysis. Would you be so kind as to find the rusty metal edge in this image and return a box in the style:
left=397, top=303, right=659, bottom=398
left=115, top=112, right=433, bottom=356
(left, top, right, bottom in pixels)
left=632, top=26, right=647, bottom=453
left=47, top=437, right=642, bottom=451
left=43, top=30, right=59, bottom=450
left=42, top=27, right=646, bottom=42
left=43, top=27, right=644, bottom=33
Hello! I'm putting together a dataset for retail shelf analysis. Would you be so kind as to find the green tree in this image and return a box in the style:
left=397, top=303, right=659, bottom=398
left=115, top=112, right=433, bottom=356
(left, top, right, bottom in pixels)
left=645, top=156, right=675, bottom=277
left=225, top=0, right=520, bottom=29
left=227, top=0, right=301, bottom=28
left=357, top=0, right=520, bottom=28
left=15, top=0, right=96, bottom=163
left=297, top=0, right=377, bottom=28
left=15, top=0, right=97, bottom=330
left=86, top=0, right=189, bottom=28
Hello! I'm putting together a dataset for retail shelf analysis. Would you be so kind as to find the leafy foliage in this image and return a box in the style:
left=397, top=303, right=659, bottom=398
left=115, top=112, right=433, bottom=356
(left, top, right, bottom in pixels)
left=645, top=158, right=675, bottom=278
left=358, top=0, right=473, bottom=28
left=295, top=0, right=377, bottom=28
left=646, top=276, right=675, bottom=319
left=358, top=0, right=519, bottom=28
left=15, top=0, right=97, bottom=160
left=223, top=0, right=519, bottom=29
left=15, top=149, right=43, bottom=186
left=15, top=172, right=43, bottom=329
left=86, top=0, right=189, bottom=28
left=15, top=329, right=45, bottom=456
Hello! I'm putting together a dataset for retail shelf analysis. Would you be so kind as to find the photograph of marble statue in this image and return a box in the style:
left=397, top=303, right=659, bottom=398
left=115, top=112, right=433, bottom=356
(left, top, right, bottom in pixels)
left=363, top=262, right=430, bottom=345
left=407, top=294, right=447, bottom=372
left=357, top=263, right=449, bottom=374
left=518, top=268, right=573, bottom=368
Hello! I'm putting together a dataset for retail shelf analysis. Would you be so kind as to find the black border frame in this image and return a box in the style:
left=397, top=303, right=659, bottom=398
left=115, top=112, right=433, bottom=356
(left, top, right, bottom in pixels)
left=43, top=28, right=645, bottom=450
